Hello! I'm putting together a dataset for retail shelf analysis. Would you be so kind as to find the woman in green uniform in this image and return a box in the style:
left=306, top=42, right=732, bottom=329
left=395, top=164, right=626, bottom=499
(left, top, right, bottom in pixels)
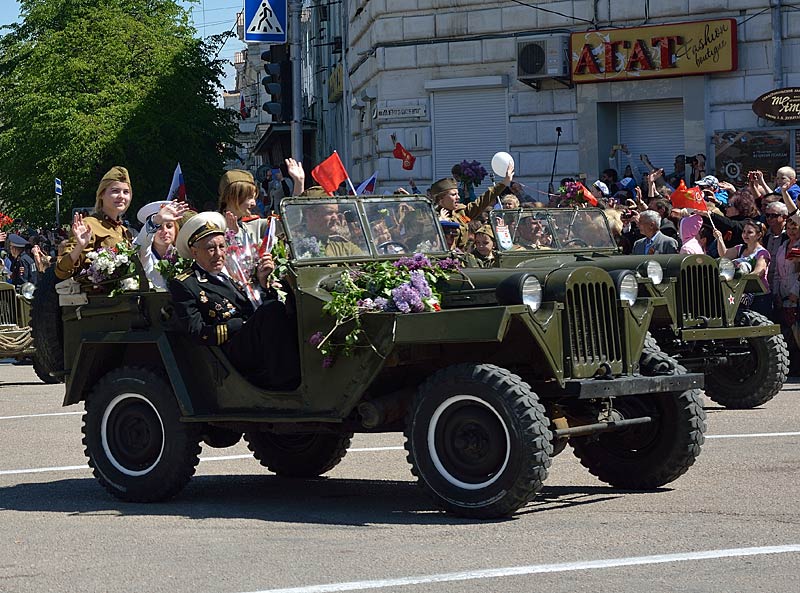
left=55, top=166, right=135, bottom=280
left=431, top=162, right=514, bottom=252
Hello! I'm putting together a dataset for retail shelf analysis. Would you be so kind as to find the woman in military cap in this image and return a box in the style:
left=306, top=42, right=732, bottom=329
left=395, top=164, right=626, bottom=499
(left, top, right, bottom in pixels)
left=55, top=166, right=135, bottom=280
left=431, top=162, right=514, bottom=252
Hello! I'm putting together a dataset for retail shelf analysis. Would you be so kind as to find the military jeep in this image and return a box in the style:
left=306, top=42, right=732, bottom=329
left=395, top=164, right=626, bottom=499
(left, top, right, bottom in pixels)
left=489, top=207, right=788, bottom=409
left=0, top=280, right=59, bottom=383
left=56, top=195, right=705, bottom=518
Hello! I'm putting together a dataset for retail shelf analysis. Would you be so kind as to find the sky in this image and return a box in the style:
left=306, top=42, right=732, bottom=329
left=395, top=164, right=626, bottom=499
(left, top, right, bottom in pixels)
left=0, top=0, right=245, bottom=94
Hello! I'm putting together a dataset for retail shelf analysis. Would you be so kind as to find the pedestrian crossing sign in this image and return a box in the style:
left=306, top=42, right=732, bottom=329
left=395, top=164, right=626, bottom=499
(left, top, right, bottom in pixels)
left=244, top=0, right=287, bottom=44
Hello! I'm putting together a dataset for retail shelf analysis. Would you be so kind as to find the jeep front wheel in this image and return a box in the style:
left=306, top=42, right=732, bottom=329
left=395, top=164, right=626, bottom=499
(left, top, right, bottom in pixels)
left=244, top=432, right=352, bottom=477
left=571, top=352, right=706, bottom=489
left=704, top=310, right=789, bottom=409
left=404, top=363, right=552, bottom=519
left=83, top=367, right=201, bottom=502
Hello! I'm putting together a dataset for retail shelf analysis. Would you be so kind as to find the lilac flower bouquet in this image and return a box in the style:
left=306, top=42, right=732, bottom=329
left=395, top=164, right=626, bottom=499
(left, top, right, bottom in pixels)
left=455, top=160, right=488, bottom=187
left=78, top=242, right=137, bottom=291
left=154, top=245, right=192, bottom=283
left=308, top=254, right=460, bottom=366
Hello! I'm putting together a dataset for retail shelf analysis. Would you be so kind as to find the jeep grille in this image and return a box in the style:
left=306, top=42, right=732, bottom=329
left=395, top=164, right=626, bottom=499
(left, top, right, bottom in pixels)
left=565, top=282, right=623, bottom=376
left=679, top=262, right=723, bottom=324
left=0, top=288, right=17, bottom=325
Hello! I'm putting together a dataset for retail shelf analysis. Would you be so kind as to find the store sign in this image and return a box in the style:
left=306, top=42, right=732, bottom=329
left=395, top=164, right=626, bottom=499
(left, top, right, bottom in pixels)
left=328, top=63, right=343, bottom=103
left=713, top=130, right=791, bottom=186
left=752, top=88, right=800, bottom=123
left=375, top=104, right=427, bottom=120
left=571, top=19, right=737, bottom=84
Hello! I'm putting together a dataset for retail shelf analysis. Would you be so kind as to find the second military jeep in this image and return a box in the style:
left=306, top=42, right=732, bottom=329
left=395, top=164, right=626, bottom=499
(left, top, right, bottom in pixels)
left=55, top=195, right=705, bottom=518
left=490, top=207, right=789, bottom=409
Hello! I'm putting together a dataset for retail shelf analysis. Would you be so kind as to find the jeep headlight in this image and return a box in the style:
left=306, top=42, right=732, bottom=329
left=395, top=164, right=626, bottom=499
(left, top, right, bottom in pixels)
left=522, top=276, right=542, bottom=312
left=639, top=260, right=663, bottom=285
left=618, top=273, right=638, bottom=306
left=719, top=258, right=735, bottom=281
left=20, top=282, right=36, bottom=300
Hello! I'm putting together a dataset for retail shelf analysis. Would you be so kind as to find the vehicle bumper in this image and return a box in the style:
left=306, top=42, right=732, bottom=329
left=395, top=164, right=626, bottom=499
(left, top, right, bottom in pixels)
left=535, top=372, right=704, bottom=399
left=680, top=324, right=779, bottom=341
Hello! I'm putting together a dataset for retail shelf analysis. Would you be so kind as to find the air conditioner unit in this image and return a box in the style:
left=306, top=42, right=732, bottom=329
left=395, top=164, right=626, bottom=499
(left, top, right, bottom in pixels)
left=517, top=36, right=570, bottom=83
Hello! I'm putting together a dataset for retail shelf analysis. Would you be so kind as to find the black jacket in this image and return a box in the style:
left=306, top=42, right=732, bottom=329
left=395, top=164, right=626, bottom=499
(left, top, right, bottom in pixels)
left=168, top=263, right=255, bottom=347
left=10, top=252, right=37, bottom=286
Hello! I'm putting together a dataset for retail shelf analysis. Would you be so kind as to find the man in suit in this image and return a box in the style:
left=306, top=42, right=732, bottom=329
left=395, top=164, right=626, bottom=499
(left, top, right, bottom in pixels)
left=632, top=210, right=678, bottom=255
left=168, top=212, right=300, bottom=390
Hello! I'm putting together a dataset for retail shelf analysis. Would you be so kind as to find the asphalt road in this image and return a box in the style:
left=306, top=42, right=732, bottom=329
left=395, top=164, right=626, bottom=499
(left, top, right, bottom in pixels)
left=1, top=361, right=799, bottom=593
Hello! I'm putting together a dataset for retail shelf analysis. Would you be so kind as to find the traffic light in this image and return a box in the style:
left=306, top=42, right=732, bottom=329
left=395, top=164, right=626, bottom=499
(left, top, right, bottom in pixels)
left=261, top=44, right=292, bottom=122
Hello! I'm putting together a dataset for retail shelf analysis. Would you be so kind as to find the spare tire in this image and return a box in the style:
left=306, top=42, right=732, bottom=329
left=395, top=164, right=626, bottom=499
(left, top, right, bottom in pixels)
left=30, top=267, right=64, bottom=381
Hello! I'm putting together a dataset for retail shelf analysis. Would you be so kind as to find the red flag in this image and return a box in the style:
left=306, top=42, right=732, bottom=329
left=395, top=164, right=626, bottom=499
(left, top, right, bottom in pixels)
left=670, top=180, right=707, bottom=212
left=392, top=142, right=416, bottom=171
left=579, top=183, right=598, bottom=206
left=312, top=151, right=349, bottom=195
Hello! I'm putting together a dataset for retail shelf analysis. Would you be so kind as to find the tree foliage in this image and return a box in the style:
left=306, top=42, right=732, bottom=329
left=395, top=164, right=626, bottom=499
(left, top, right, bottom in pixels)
left=0, top=0, right=238, bottom=225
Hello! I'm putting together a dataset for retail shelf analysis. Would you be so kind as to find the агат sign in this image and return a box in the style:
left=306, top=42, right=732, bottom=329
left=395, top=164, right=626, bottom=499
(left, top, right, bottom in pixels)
left=571, top=19, right=737, bottom=83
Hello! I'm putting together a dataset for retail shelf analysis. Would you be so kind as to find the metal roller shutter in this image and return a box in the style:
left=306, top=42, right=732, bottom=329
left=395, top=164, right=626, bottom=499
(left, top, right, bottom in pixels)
left=618, top=99, right=685, bottom=175
left=432, top=88, right=509, bottom=190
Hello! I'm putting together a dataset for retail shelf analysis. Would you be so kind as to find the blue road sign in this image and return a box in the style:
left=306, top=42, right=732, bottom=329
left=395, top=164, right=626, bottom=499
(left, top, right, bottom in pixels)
left=55, top=178, right=63, bottom=196
left=244, top=0, right=287, bottom=44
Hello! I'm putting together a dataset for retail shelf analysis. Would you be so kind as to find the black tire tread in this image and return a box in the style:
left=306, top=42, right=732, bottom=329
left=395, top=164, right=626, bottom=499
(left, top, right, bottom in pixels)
left=30, top=267, right=64, bottom=379
left=82, top=366, right=201, bottom=502
left=572, top=350, right=706, bottom=489
left=404, top=363, right=552, bottom=518
left=244, top=432, right=353, bottom=477
left=704, top=310, right=789, bottom=409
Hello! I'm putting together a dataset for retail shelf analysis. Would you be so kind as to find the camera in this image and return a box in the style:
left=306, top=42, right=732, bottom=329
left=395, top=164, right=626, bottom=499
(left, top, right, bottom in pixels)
left=342, top=210, right=358, bottom=224
left=621, top=209, right=634, bottom=220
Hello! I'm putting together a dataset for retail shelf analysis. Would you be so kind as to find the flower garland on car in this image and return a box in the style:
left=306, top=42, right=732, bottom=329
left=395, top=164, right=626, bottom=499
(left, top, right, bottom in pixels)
left=77, top=242, right=139, bottom=294
left=309, top=253, right=462, bottom=367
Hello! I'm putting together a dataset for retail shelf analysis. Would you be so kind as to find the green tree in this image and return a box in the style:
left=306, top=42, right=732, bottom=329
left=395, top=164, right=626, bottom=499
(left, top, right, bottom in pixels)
left=0, top=0, right=238, bottom=225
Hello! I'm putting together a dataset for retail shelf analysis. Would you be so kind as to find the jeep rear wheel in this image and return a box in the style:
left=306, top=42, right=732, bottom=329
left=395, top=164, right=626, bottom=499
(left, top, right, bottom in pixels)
left=404, top=363, right=552, bottom=519
left=33, top=354, right=60, bottom=384
left=83, top=367, right=201, bottom=502
left=571, top=351, right=706, bottom=489
left=244, top=432, right=352, bottom=477
left=704, top=310, right=789, bottom=409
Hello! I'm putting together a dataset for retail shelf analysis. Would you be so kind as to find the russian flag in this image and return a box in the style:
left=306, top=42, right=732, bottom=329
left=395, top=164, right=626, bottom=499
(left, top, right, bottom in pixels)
left=239, top=93, right=248, bottom=119
left=356, top=172, right=378, bottom=195
left=166, top=163, right=186, bottom=201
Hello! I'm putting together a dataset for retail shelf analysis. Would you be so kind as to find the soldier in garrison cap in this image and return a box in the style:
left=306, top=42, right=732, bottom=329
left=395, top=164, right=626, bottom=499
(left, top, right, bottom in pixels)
left=168, top=212, right=300, bottom=390
left=431, top=161, right=514, bottom=252
left=470, top=225, right=497, bottom=268
left=56, top=166, right=134, bottom=280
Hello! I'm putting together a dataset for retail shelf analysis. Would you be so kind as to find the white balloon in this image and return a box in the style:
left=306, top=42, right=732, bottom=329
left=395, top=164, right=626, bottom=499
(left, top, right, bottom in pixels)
left=491, top=152, right=514, bottom=177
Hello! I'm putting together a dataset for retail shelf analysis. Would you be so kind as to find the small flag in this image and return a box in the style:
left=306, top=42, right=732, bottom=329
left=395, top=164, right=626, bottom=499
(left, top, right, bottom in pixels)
left=356, top=172, right=378, bottom=195
left=166, top=163, right=186, bottom=201
left=392, top=142, right=416, bottom=171
left=239, top=93, right=248, bottom=119
left=670, top=180, right=707, bottom=212
left=311, top=151, right=351, bottom=195
left=259, top=215, right=279, bottom=256
left=579, top=183, right=598, bottom=207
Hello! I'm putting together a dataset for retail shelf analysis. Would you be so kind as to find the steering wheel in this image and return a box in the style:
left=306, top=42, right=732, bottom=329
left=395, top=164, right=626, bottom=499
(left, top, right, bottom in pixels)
left=563, top=238, right=589, bottom=248
left=376, top=240, right=408, bottom=254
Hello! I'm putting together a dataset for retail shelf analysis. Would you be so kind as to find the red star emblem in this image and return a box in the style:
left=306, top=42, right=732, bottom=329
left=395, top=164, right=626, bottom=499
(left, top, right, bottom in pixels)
left=728, top=294, right=735, bottom=305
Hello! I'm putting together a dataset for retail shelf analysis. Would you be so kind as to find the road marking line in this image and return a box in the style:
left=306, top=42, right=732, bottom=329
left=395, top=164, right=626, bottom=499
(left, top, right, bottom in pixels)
left=239, top=545, right=800, bottom=593
left=0, top=412, right=83, bottom=421
left=0, top=447, right=405, bottom=476
left=706, top=431, right=800, bottom=439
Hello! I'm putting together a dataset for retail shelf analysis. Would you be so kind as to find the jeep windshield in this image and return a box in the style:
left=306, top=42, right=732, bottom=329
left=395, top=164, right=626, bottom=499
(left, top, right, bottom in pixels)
left=490, top=208, right=617, bottom=251
left=282, top=197, right=448, bottom=261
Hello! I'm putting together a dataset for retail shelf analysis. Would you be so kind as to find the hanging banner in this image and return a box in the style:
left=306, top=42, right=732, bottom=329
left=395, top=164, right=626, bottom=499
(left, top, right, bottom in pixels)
left=571, top=19, right=737, bottom=84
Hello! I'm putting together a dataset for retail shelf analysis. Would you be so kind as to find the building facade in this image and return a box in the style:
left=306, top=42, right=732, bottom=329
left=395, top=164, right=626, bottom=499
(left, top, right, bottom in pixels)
left=336, top=0, right=800, bottom=197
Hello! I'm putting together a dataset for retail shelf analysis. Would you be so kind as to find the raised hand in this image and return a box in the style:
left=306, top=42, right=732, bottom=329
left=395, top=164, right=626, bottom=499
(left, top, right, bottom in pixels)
left=285, top=158, right=305, bottom=195
left=72, top=213, right=91, bottom=250
left=502, top=161, right=515, bottom=186
left=224, top=210, right=238, bottom=232
left=256, top=253, right=275, bottom=288
left=154, top=201, right=190, bottom=225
